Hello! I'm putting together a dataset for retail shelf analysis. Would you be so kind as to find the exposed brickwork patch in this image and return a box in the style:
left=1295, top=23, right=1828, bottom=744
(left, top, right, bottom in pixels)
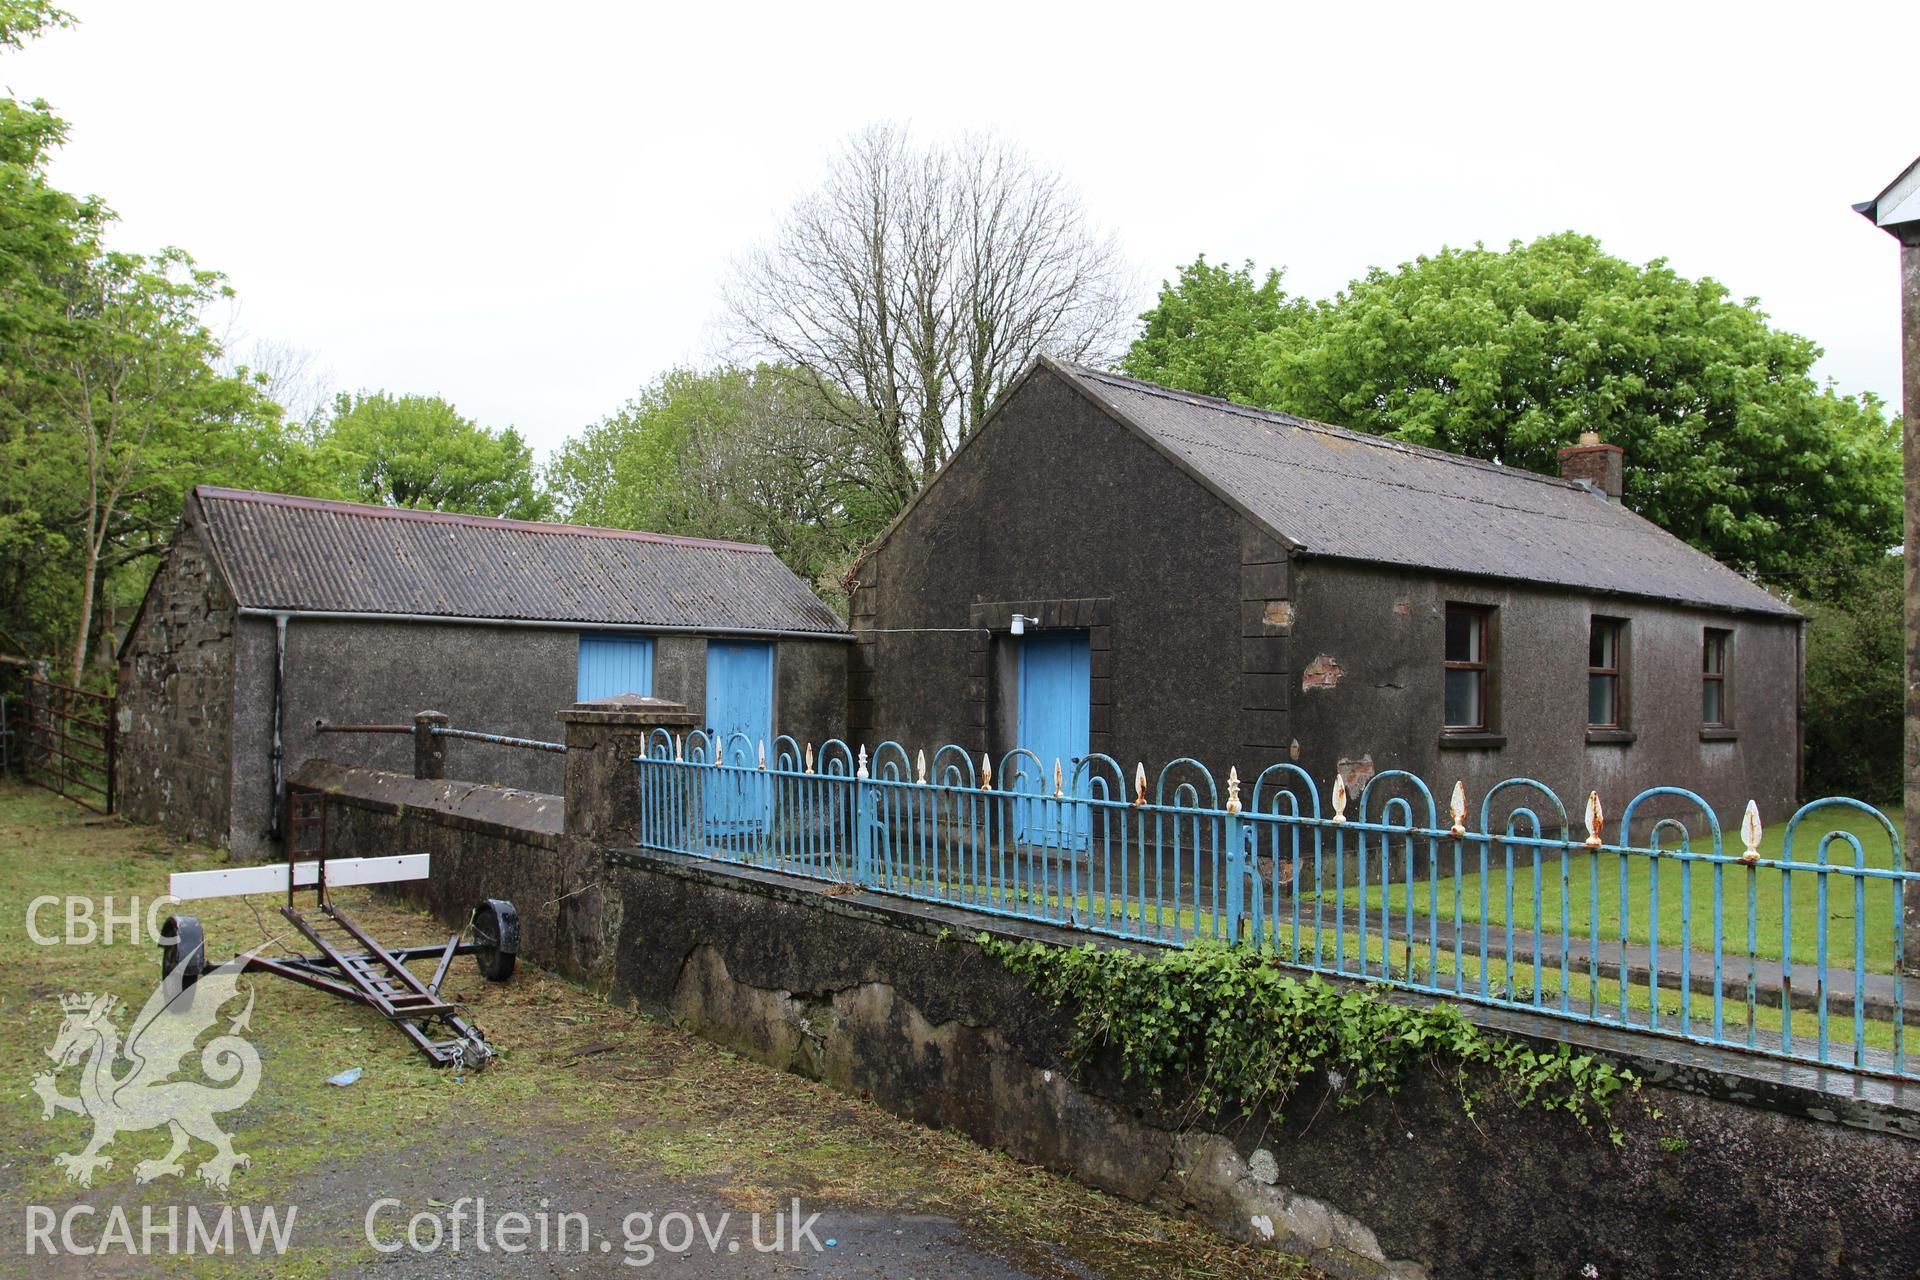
left=1301, top=654, right=1343, bottom=689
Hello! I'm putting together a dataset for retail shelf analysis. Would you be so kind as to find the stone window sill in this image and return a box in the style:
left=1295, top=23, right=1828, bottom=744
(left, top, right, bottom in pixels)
left=1438, top=731, right=1506, bottom=751
left=1585, top=728, right=1636, bottom=746
left=1699, top=727, right=1739, bottom=742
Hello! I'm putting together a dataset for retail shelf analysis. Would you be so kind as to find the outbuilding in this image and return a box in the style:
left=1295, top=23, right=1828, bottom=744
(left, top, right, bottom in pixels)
left=847, top=358, right=1802, bottom=821
left=118, top=486, right=848, bottom=856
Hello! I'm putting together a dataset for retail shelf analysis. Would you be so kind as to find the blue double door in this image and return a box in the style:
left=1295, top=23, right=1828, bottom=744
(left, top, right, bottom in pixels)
left=705, top=640, right=774, bottom=835
left=1016, top=630, right=1091, bottom=848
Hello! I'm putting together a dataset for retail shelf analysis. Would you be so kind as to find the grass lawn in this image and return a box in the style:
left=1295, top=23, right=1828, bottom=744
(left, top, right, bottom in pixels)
left=1334, top=803, right=1904, bottom=972
left=0, top=783, right=1318, bottom=1279
left=1263, top=922, right=1908, bottom=1062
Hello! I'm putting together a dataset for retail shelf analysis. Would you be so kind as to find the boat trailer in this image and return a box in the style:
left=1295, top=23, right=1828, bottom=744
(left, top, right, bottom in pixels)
left=159, top=790, right=519, bottom=1069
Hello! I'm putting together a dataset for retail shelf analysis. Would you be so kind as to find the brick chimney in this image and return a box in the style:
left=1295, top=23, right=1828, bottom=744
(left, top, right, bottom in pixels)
left=1558, top=430, right=1624, bottom=503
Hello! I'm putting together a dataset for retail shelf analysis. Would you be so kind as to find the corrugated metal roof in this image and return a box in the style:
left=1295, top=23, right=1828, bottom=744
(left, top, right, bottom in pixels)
left=193, top=487, right=847, bottom=635
left=1057, top=365, right=1796, bottom=617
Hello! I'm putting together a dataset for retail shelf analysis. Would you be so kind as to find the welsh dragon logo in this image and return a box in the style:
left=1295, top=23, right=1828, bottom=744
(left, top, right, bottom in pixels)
left=33, top=955, right=262, bottom=1189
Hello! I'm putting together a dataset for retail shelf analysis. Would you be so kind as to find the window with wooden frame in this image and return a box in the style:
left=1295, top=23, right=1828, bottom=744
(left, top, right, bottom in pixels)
left=1702, top=629, right=1731, bottom=727
left=1587, top=617, right=1625, bottom=728
left=1443, top=604, right=1492, bottom=731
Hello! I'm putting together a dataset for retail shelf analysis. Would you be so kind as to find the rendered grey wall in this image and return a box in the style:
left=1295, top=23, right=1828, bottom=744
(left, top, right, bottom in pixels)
left=229, top=618, right=577, bottom=856
left=775, top=638, right=849, bottom=750
left=636, top=634, right=846, bottom=748
left=851, top=365, right=1244, bottom=774
left=852, top=367, right=1800, bottom=826
left=1285, top=558, right=1803, bottom=822
left=229, top=621, right=846, bottom=858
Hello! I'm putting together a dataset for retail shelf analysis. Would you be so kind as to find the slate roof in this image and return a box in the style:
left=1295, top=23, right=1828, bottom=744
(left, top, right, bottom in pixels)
left=1053, top=363, right=1795, bottom=617
left=190, top=487, right=847, bottom=635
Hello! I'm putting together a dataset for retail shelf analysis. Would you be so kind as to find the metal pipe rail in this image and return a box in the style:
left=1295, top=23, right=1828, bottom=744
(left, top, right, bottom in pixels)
left=633, top=731, right=1915, bottom=1084
left=428, top=726, right=566, bottom=754
left=314, top=721, right=565, bottom=752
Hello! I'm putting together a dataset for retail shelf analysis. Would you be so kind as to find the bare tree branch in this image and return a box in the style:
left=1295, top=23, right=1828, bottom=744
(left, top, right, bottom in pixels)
left=724, top=124, right=1132, bottom=502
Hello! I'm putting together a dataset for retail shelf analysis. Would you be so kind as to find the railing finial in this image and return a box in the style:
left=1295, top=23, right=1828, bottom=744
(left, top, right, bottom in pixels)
left=1449, top=780, right=1467, bottom=837
left=804, top=742, right=815, bottom=774
left=1134, top=762, right=1147, bottom=807
left=981, top=754, right=993, bottom=790
left=916, top=748, right=927, bottom=785
left=1740, top=801, right=1763, bottom=863
left=1225, top=766, right=1242, bottom=815
left=1053, top=758, right=1065, bottom=799
left=856, top=744, right=869, bottom=780
left=1584, top=791, right=1604, bottom=847
left=757, top=740, right=767, bottom=771
left=1330, top=772, right=1348, bottom=824
left=673, top=734, right=683, bottom=763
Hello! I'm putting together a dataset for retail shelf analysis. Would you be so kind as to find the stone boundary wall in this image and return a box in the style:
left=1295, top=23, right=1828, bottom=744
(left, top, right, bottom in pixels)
left=297, top=757, right=1920, bottom=1280
left=289, top=761, right=617, bottom=985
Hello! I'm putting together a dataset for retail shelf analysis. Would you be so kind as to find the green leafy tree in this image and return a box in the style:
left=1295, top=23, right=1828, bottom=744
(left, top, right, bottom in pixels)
left=551, top=365, right=885, bottom=597
left=1120, top=255, right=1303, bottom=403
left=1, top=4, right=288, bottom=676
left=0, top=34, right=96, bottom=658
left=30, top=248, right=279, bottom=680
left=312, top=391, right=549, bottom=520
left=1248, top=233, right=1901, bottom=582
left=0, top=0, right=70, bottom=49
left=1802, top=554, right=1904, bottom=800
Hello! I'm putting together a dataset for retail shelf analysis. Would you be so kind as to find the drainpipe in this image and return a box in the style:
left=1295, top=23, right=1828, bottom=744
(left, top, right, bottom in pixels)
left=268, top=613, right=288, bottom=843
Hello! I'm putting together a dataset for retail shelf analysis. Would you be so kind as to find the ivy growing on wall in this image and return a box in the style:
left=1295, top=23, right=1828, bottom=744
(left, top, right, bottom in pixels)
left=975, top=934, right=1641, bottom=1145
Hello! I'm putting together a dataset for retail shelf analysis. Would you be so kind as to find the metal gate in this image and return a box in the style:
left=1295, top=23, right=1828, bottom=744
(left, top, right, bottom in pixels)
left=15, top=674, right=116, bottom=814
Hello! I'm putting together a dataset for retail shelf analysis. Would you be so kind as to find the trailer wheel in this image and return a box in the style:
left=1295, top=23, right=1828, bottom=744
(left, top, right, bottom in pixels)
left=472, top=899, right=518, bottom=983
left=160, top=915, right=207, bottom=995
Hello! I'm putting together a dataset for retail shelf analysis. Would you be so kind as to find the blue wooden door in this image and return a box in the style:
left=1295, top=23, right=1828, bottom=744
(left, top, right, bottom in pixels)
left=705, top=640, right=774, bottom=834
left=577, top=634, right=654, bottom=700
left=1016, top=630, right=1091, bottom=848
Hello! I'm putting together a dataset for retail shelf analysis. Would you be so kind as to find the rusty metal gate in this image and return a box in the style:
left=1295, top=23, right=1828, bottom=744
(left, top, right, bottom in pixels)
left=16, top=674, right=115, bottom=814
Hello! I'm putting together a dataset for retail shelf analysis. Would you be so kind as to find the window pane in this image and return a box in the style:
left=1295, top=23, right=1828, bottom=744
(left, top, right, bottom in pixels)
left=1703, top=680, right=1723, bottom=726
left=1445, top=608, right=1477, bottom=662
left=1445, top=669, right=1481, bottom=728
left=1589, top=674, right=1617, bottom=726
left=1703, top=633, right=1724, bottom=675
left=1589, top=620, right=1617, bottom=669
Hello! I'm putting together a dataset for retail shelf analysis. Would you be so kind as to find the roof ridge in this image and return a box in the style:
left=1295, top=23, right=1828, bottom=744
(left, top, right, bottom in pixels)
left=192, top=486, right=776, bottom=554
left=1067, top=366, right=1594, bottom=495
left=1149, top=426, right=1604, bottom=523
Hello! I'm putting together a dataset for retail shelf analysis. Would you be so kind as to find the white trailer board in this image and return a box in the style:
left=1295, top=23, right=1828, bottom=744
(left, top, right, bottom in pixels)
left=169, top=854, right=430, bottom=901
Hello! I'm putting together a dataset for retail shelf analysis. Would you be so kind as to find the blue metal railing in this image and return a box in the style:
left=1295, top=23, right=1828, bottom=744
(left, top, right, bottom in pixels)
left=634, top=731, right=1913, bottom=1082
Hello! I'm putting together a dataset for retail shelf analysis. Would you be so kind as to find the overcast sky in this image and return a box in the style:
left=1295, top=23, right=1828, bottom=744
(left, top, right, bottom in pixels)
left=11, top=1, right=1916, bottom=457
